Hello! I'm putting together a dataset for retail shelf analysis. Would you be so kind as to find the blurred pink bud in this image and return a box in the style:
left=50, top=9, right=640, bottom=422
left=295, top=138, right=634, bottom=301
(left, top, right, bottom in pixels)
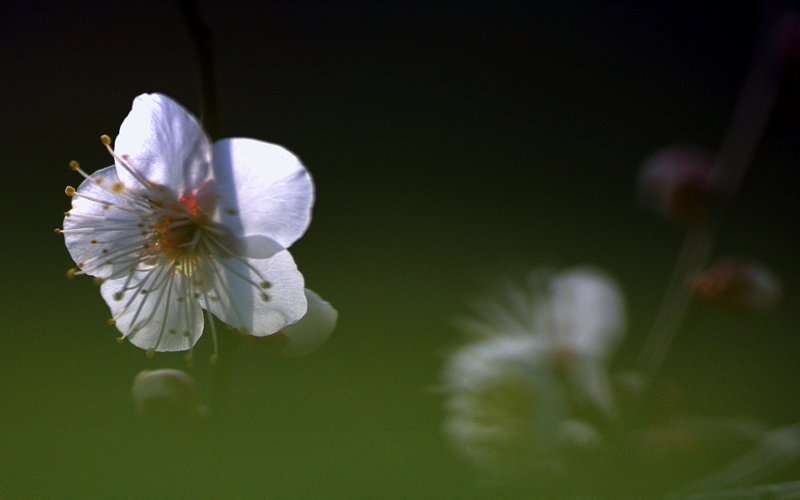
left=132, top=369, right=207, bottom=424
left=636, top=145, right=719, bottom=223
left=690, top=258, right=782, bottom=314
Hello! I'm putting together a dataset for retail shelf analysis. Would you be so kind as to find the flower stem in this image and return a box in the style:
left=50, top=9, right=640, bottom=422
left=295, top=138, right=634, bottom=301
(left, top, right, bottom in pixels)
left=635, top=5, right=788, bottom=378
left=177, top=0, right=219, bottom=139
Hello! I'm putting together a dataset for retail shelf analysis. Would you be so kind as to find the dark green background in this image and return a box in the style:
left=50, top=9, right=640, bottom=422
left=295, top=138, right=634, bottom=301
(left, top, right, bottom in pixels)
left=2, top=0, right=799, bottom=496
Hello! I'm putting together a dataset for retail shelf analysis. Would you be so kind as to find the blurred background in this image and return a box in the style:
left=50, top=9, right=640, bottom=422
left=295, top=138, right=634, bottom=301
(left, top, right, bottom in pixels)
left=1, top=0, right=799, bottom=496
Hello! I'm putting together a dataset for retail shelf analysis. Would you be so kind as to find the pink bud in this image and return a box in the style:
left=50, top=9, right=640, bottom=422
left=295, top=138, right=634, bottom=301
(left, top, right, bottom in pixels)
left=637, top=145, right=719, bottom=223
left=690, top=258, right=782, bottom=314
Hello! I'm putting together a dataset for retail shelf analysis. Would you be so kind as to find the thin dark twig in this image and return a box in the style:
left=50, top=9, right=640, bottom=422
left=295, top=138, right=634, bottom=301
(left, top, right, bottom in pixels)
left=177, top=0, right=219, bottom=139
left=636, top=4, right=787, bottom=378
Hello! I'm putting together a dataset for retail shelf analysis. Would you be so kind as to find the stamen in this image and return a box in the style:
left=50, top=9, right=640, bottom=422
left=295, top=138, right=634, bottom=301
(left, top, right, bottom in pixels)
left=146, top=348, right=155, bottom=359
left=116, top=336, right=125, bottom=343
left=203, top=234, right=276, bottom=291
left=101, top=134, right=154, bottom=190
left=68, top=160, right=94, bottom=180
left=70, top=191, right=142, bottom=213
left=206, top=309, right=219, bottom=363
left=150, top=270, right=176, bottom=352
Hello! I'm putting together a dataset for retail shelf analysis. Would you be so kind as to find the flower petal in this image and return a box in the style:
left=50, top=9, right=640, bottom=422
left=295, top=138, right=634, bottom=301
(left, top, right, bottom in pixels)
left=274, top=289, right=337, bottom=357
left=197, top=250, right=307, bottom=337
left=548, top=267, right=626, bottom=361
left=211, top=138, right=313, bottom=247
left=114, top=93, right=212, bottom=195
left=100, top=267, right=204, bottom=352
left=63, top=166, right=150, bottom=279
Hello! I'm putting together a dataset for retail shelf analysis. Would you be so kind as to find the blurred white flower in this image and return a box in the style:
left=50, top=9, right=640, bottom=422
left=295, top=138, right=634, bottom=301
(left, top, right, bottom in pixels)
left=458, top=267, right=625, bottom=362
left=442, top=266, right=626, bottom=473
left=59, top=93, right=335, bottom=358
left=442, top=335, right=567, bottom=474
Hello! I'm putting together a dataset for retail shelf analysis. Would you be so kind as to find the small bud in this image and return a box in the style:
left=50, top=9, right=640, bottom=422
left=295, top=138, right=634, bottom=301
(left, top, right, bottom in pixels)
left=690, top=258, right=782, bottom=314
left=245, top=289, right=337, bottom=357
left=132, top=369, right=207, bottom=425
left=636, top=145, right=719, bottom=223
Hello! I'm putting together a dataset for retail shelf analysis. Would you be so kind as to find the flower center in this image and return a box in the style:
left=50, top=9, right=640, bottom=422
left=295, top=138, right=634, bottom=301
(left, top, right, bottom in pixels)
left=147, top=194, right=209, bottom=263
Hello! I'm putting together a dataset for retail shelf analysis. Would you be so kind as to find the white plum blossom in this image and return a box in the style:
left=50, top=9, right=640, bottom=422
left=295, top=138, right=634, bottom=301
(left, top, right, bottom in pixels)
left=60, top=93, right=335, bottom=358
left=442, top=266, right=626, bottom=473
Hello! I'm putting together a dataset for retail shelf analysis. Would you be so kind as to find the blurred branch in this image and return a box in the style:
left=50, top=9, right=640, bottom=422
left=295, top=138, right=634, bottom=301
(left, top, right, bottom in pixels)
left=636, top=4, right=789, bottom=378
left=177, top=0, right=219, bottom=139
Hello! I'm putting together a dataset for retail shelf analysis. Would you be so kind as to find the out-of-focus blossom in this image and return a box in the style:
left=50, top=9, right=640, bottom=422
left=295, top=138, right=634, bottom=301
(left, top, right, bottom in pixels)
left=690, top=258, right=782, bottom=314
left=442, top=266, right=625, bottom=474
left=636, top=145, right=719, bottom=223
left=132, top=369, right=207, bottom=425
left=442, top=335, right=568, bottom=475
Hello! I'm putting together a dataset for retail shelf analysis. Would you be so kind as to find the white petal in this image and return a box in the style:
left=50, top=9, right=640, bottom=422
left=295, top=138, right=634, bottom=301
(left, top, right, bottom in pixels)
left=100, top=267, right=204, bottom=352
left=114, top=93, right=212, bottom=195
left=211, top=138, right=313, bottom=248
left=63, top=166, right=149, bottom=279
left=197, top=250, right=307, bottom=337
left=548, top=267, right=626, bottom=361
left=275, top=289, right=337, bottom=357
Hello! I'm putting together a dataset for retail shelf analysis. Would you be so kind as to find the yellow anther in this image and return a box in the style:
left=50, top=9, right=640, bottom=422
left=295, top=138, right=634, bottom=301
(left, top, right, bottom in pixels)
left=100, top=134, right=112, bottom=146
left=54, top=228, right=63, bottom=234
left=65, top=186, right=76, bottom=197
left=116, top=336, right=125, bottom=343
left=111, top=182, right=125, bottom=193
left=107, top=318, right=116, bottom=326
left=93, top=277, right=104, bottom=286
left=146, top=348, right=155, bottom=359
left=66, top=268, right=77, bottom=279
left=209, top=353, right=219, bottom=366
left=68, top=160, right=80, bottom=171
